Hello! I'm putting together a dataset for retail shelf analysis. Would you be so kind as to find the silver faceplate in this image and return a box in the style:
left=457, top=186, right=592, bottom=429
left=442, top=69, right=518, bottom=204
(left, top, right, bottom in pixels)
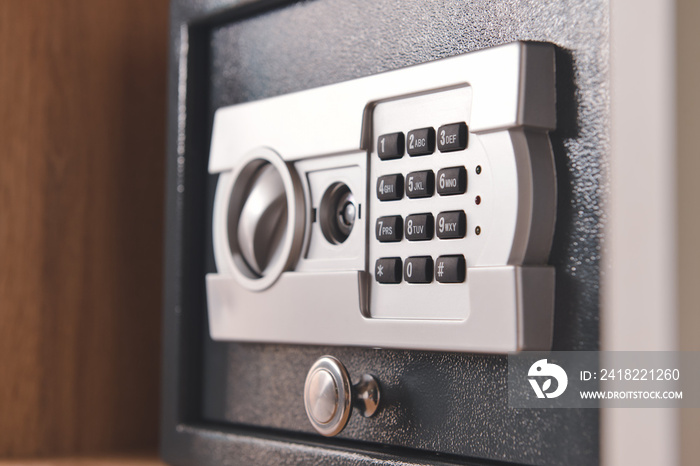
left=207, top=42, right=557, bottom=353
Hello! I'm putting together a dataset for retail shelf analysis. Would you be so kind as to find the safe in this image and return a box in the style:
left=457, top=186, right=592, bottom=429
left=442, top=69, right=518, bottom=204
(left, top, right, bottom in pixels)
left=161, top=0, right=605, bottom=464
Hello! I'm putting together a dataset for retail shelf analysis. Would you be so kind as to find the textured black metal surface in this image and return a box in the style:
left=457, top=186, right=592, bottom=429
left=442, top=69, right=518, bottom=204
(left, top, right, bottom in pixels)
left=162, top=0, right=608, bottom=465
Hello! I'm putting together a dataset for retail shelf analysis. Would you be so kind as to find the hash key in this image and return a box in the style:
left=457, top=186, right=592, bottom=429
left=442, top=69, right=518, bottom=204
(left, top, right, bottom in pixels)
left=435, top=255, right=466, bottom=283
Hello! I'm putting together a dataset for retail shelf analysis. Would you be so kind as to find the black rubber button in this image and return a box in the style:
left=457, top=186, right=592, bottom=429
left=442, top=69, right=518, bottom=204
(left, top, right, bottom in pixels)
left=436, top=210, right=467, bottom=239
left=405, top=170, right=435, bottom=199
left=376, top=215, right=403, bottom=242
left=377, top=132, right=404, bottom=160
left=407, top=127, right=435, bottom=156
left=404, top=256, right=433, bottom=283
left=437, top=166, right=467, bottom=196
left=377, top=174, right=404, bottom=201
left=376, top=257, right=402, bottom=284
left=437, top=122, right=468, bottom=152
left=435, top=255, right=466, bottom=283
left=405, top=213, right=434, bottom=241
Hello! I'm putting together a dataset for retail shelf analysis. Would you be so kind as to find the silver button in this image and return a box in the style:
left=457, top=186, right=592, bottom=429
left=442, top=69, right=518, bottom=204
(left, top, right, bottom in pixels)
left=306, top=369, right=338, bottom=424
left=304, top=356, right=381, bottom=437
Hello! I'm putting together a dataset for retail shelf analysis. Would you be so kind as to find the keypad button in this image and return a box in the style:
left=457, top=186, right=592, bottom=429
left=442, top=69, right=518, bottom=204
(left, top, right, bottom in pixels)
left=376, top=215, right=403, bottom=242
left=435, top=255, right=466, bottom=283
left=377, top=174, right=403, bottom=201
left=437, top=166, right=467, bottom=196
left=436, top=210, right=467, bottom=239
left=405, top=170, right=435, bottom=199
left=407, top=127, right=435, bottom=156
left=377, top=132, right=404, bottom=160
left=404, top=256, right=434, bottom=284
left=375, top=257, right=402, bottom=284
left=437, top=122, right=468, bottom=152
left=405, top=213, right=434, bottom=241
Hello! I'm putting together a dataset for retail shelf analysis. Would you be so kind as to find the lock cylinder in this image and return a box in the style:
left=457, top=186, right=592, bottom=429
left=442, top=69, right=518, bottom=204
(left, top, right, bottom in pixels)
left=320, top=182, right=356, bottom=244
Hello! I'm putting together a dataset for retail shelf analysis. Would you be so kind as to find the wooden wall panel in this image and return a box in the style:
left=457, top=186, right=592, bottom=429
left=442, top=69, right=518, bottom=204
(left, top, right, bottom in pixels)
left=0, top=0, right=169, bottom=457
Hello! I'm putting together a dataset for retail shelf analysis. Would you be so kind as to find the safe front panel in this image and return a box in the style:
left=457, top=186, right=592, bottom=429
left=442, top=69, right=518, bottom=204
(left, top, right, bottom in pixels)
left=162, top=1, right=606, bottom=464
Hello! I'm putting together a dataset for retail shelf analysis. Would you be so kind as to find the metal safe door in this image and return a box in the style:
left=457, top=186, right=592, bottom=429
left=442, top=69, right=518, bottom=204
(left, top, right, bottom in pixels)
left=206, top=42, right=558, bottom=353
left=161, top=1, right=606, bottom=465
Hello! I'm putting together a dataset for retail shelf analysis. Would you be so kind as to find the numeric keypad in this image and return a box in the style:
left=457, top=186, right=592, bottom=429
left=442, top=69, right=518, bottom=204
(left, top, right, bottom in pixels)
left=374, top=122, right=473, bottom=286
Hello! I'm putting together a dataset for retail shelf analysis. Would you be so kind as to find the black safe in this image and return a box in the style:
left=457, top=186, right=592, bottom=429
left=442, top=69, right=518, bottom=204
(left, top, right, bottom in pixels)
left=160, top=1, right=605, bottom=464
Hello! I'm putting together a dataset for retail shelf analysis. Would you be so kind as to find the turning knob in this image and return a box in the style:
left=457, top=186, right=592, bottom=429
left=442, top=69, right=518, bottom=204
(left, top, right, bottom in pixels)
left=220, top=147, right=305, bottom=291
left=303, top=356, right=380, bottom=437
left=236, top=164, right=287, bottom=276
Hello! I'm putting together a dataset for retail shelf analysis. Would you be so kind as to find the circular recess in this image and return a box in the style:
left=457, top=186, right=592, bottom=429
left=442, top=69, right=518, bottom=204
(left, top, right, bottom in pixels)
left=215, top=148, right=304, bottom=291
left=319, top=182, right=356, bottom=244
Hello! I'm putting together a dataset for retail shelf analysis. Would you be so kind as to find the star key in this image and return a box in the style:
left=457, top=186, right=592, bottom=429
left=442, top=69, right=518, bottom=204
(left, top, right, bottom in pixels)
left=375, top=257, right=402, bottom=284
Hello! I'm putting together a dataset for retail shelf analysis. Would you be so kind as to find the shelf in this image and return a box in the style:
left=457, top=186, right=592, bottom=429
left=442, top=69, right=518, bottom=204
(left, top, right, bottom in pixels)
left=0, top=455, right=163, bottom=465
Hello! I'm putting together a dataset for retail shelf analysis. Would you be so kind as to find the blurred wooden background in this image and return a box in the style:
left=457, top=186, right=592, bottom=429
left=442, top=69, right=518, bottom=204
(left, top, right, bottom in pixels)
left=0, top=0, right=169, bottom=459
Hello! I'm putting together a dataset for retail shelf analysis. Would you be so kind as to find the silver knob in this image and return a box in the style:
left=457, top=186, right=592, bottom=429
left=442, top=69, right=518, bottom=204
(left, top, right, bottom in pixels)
left=236, top=163, right=287, bottom=276
left=222, top=148, right=305, bottom=291
left=304, top=356, right=380, bottom=437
